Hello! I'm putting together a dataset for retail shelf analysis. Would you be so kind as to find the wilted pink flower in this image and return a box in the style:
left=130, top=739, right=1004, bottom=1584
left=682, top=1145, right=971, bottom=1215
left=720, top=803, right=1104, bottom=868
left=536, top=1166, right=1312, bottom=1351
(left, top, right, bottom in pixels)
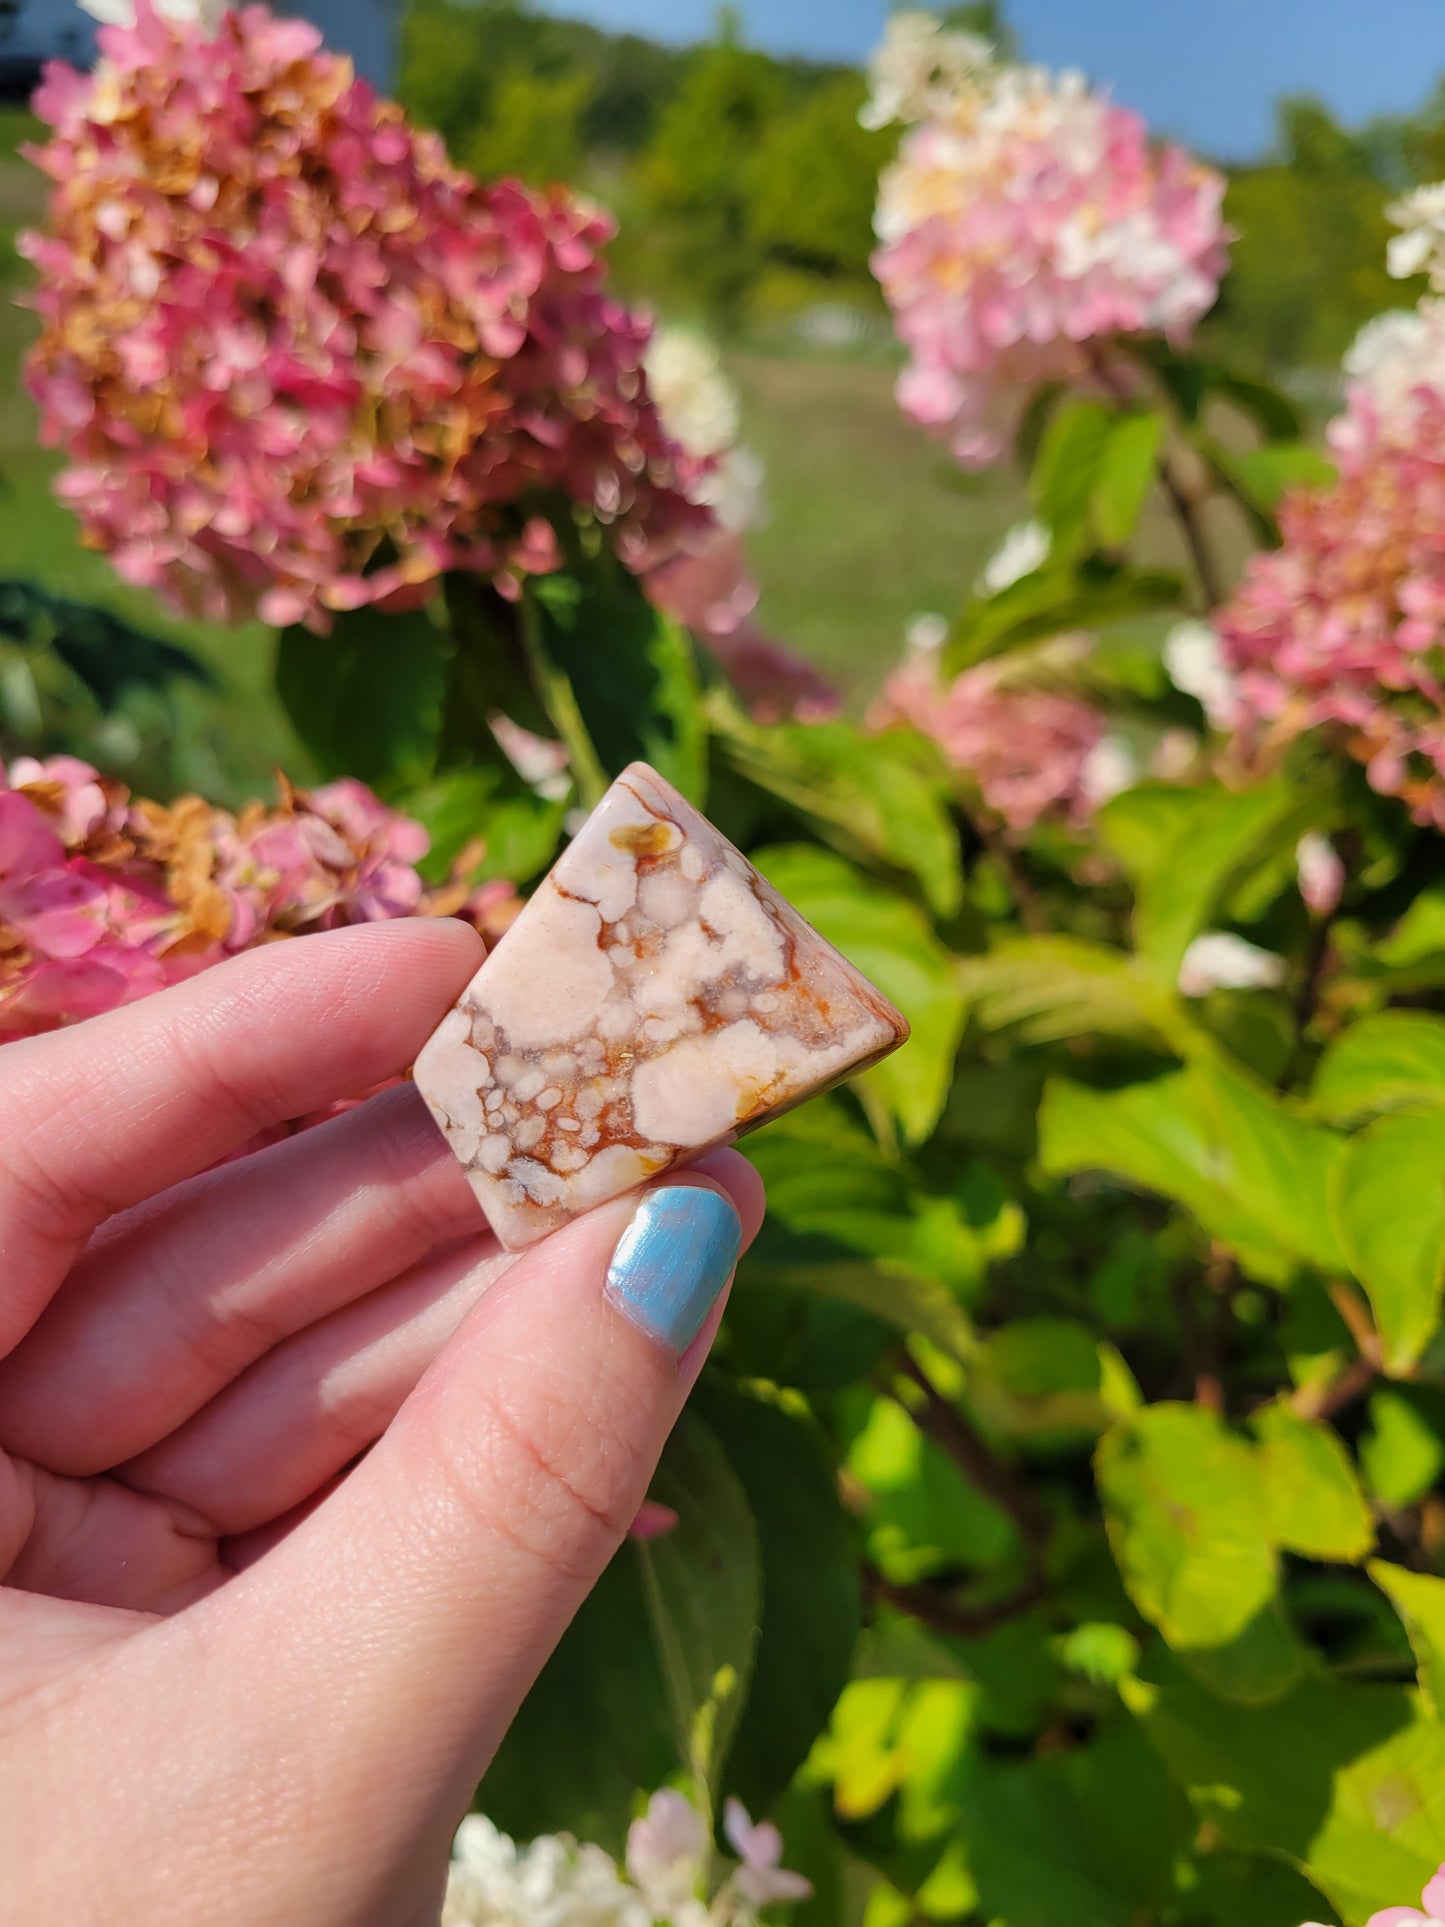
left=867, top=18, right=1228, bottom=465
left=1216, top=375, right=1445, bottom=828
left=24, top=2, right=706, bottom=631
left=871, top=649, right=1109, bottom=831
left=1362, top=1862, right=1445, bottom=1925
left=0, top=755, right=519, bottom=1039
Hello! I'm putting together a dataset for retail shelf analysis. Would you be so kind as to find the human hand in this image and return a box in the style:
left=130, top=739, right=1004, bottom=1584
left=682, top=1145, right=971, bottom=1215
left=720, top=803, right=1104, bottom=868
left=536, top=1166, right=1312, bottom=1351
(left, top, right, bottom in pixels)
left=0, top=920, right=762, bottom=1923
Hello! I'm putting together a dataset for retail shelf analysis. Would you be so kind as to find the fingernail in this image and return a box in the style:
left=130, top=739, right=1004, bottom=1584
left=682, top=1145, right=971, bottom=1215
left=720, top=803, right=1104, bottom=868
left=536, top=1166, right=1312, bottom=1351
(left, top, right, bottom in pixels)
left=605, top=1186, right=742, bottom=1356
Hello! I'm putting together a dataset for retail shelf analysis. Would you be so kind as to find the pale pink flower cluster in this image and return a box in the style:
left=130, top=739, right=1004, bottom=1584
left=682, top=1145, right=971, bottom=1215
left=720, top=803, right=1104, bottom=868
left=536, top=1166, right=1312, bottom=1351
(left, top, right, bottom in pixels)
left=1216, top=371, right=1445, bottom=829
left=871, top=646, right=1117, bottom=832
left=24, top=2, right=705, bottom=631
left=0, top=753, right=518, bottom=1041
left=867, top=13, right=1228, bottom=465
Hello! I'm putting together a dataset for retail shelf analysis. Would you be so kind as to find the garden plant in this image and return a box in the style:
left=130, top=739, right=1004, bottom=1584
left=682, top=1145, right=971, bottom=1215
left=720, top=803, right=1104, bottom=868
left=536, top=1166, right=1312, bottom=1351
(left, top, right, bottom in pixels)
left=9, top=4, right=1445, bottom=1923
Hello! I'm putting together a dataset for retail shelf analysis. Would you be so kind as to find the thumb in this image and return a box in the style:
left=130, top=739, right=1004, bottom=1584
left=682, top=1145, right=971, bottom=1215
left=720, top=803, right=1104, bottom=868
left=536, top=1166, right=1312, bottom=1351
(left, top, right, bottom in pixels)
left=194, top=1156, right=761, bottom=1921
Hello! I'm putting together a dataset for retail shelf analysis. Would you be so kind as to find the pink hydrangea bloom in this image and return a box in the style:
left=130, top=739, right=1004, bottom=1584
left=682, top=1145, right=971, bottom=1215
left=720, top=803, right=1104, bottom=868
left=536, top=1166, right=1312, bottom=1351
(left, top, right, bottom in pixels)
left=723, top=1800, right=813, bottom=1909
left=0, top=755, right=518, bottom=1040
left=871, top=649, right=1110, bottom=831
left=1216, top=371, right=1445, bottom=828
left=867, top=18, right=1228, bottom=465
left=23, top=2, right=706, bottom=631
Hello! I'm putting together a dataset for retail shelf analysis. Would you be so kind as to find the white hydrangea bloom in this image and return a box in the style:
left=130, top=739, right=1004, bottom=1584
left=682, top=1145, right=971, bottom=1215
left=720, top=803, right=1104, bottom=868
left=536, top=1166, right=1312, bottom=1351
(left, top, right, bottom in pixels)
left=1296, top=832, right=1345, bottom=918
left=1178, top=933, right=1287, bottom=999
left=1080, top=734, right=1137, bottom=807
left=442, top=1815, right=648, bottom=1927
left=977, top=519, right=1051, bottom=596
left=860, top=9, right=993, bottom=129
left=1387, top=181, right=1445, bottom=289
left=1340, top=301, right=1445, bottom=443
left=905, top=610, right=949, bottom=656
left=81, top=0, right=228, bottom=29
left=645, top=329, right=763, bottom=533
left=1162, top=620, right=1238, bottom=730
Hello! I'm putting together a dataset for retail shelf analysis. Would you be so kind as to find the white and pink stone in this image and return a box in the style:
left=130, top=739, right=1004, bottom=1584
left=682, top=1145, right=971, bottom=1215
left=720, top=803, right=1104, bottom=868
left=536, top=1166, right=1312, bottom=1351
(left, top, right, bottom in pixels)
left=414, top=761, right=910, bottom=1249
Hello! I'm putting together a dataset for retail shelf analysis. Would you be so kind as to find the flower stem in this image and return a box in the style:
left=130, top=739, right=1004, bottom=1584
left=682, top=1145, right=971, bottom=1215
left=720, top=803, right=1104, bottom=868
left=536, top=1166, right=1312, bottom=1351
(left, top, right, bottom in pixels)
left=516, top=588, right=609, bottom=811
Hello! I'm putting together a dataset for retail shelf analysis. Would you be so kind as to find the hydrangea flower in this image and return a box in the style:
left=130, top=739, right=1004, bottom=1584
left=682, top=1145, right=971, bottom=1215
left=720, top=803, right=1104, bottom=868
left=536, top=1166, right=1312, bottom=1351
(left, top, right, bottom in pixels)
left=1387, top=182, right=1445, bottom=289
left=870, top=638, right=1114, bottom=832
left=1215, top=368, right=1445, bottom=828
left=24, top=2, right=706, bottom=631
left=866, top=12, right=1228, bottom=465
left=0, top=753, right=518, bottom=1040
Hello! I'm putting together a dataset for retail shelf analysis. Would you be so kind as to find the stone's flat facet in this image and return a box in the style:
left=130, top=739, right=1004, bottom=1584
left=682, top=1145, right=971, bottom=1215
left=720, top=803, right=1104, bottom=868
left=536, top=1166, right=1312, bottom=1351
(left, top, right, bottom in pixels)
left=414, top=761, right=910, bottom=1250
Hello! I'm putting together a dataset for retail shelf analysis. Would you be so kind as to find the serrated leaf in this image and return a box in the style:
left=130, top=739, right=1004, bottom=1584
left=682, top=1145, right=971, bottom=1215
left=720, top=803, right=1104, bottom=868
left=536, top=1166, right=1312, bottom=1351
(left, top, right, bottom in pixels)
left=1140, top=1660, right=1445, bottom=1924
left=754, top=844, right=966, bottom=1144
left=719, top=714, right=962, bottom=918
left=1097, top=1403, right=1277, bottom=1649
left=945, top=562, right=1185, bottom=675
left=1133, top=778, right=1321, bottom=981
left=958, top=935, right=1194, bottom=1051
left=1371, top=1562, right=1445, bottom=1719
left=1041, top=1062, right=1346, bottom=1285
left=637, top=1409, right=761, bottom=1800
left=1330, top=1110, right=1445, bottom=1373
left=276, top=603, right=450, bottom=784
left=1312, top=1013, right=1445, bottom=1126
left=1252, top=1401, right=1374, bottom=1562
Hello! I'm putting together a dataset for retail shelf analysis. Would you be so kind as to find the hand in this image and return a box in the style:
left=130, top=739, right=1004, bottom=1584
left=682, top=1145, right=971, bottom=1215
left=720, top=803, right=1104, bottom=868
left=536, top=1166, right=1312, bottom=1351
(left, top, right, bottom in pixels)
left=0, top=920, right=762, bottom=1923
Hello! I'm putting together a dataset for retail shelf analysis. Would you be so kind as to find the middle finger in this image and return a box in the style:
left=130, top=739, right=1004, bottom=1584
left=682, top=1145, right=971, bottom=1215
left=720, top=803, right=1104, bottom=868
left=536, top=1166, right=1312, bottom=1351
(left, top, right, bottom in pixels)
left=0, top=1084, right=489, bottom=1475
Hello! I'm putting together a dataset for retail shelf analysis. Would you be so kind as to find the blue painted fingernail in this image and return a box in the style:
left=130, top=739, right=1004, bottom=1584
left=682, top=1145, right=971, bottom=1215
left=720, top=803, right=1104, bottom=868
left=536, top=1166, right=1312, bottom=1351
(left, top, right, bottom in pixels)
left=605, top=1186, right=742, bottom=1356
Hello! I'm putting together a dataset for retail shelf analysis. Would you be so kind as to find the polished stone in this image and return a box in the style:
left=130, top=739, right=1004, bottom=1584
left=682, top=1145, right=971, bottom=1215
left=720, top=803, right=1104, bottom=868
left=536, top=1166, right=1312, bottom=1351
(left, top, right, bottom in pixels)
left=414, top=761, right=910, bottom=1249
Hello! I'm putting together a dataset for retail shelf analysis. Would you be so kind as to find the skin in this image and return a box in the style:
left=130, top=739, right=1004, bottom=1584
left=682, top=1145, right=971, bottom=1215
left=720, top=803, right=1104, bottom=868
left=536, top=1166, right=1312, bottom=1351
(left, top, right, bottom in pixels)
left=0, top=919, right=765, bottom=1923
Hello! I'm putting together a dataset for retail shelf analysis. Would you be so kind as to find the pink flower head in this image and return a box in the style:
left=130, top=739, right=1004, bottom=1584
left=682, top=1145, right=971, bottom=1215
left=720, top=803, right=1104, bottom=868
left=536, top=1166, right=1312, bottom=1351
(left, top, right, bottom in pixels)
left=871, top=645, right=1108, bottom=831
left=625, top=1789, right=708, bottom=1912
left=1366, top=1864, right=1445, bottom=1925
left=1216, top=370, right=1445, bottom=828
left=868, top=23, right=1228, bottom=465
left=24, top=2, right=707, bottom=631
left=723, top=1799, right=814, bottom=1909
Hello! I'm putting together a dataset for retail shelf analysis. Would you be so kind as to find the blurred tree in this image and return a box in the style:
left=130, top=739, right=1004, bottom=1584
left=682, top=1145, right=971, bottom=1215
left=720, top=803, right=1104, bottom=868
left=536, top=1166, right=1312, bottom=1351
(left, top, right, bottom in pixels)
left=636, top=33, right=791, bottom=328
left=465, top=66, right=592, bottom=186
left=747, top=72, right=893, bottom=282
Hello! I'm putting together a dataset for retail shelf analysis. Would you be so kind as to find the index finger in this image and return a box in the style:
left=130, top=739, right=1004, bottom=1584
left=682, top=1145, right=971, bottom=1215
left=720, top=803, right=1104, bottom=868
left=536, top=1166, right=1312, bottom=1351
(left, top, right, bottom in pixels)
left=0, top=918, right=482, bottom=1354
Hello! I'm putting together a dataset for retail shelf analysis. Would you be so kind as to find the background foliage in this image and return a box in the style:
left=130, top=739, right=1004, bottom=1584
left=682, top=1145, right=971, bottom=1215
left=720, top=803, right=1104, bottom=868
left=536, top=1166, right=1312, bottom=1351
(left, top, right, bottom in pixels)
left=8, top=4, right=1445, bottom=1925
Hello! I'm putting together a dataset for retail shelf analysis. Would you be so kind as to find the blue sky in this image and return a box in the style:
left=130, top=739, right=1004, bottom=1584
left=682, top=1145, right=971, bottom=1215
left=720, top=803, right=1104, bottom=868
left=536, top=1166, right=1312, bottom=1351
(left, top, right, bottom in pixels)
left=543, top=0, right=1445, bottom=160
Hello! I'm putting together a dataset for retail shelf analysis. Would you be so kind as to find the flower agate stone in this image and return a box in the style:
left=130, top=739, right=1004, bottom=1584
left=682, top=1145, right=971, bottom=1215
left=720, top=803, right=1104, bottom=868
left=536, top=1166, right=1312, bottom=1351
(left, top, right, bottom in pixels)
left=414, top=762, right=909, bottom=1249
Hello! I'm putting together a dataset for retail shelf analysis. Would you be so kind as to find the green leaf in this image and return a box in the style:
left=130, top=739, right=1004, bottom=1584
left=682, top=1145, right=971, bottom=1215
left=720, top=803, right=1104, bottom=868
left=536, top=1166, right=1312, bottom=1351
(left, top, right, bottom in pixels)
left=945, top=561, right=1185, bottom=675
left=1362, top=1388, right=1445, bottom=1509
left=1132, top=778, right=1320, bottom=981
left=529, top=565, right=707, bottom=803
left=403, top=759, right=564, bottom=887
left=1313, top=1013, right=1445, bottom=1126
left=968, top=1319, right=1114, bottom=1445
left=753, top=844, right=966, bottom=1144
left=1177, top=1600, right=1307, bottom=1707
left=1378, top=888, right=1445, bottom=969
left=1330, top=1110, right=1445, bottom=1373
left=1231, top=441, right=1338, bottom=511
left=694, top=1380, right=861, bottom=1815
left=276, top=603, right=450, bottom=785
left=1092, top=411, right=1166, bottom=548
left=1030, top=398, right=1116, bottom=555
left=957, top=935, right=1194, bottom=1051
left=1041, top=1061, right=1346, bottom=1285
left=848, top=1394, right=1016, bottom=1585
left=718, top=714, right=963, bottom=918
left=1252, top=1400, right=1374, bottom=1562
left=480, top=1547, right=674, bottom=1853
left=1371, top=1562, right=1445, bottom=1719
left=1095, top=783, right=1204, bottom=885
left=637, top=1409, right=761, bottom=1801
left=1138, top=1659, right=1445, bottom=1924
left=1097, top=1403, right=1277, bottom=1650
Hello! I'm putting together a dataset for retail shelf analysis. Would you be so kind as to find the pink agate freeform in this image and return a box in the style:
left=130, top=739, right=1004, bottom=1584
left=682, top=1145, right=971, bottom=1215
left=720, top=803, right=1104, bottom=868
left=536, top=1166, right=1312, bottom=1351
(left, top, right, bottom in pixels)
left=413, top=761, right=909, bottom=1249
